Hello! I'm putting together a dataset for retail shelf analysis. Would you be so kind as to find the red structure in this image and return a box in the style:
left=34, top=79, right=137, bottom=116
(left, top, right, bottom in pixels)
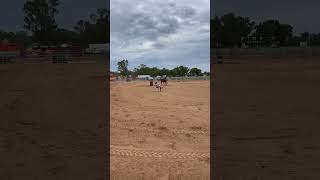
left=0, top=43, right=19, bottom=62
left=0, top=43, right=18, bottom=52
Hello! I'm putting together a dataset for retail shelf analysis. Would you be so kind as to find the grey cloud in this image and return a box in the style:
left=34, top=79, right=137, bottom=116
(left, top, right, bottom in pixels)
left=199, top=29, right=210, bottom=33
left=112, top=12, right=180, bottom=42
left=168, top=2, right=176, bottom=7
left=133, top=16, right=157, bottom=29
left=186, top=38, right=208, bottom=44
left=152, top=43, right=165, bottom=49
left=126, top=49, right=145, bottom=53
left=111, top=0, right=210, bottom=71
left=157, top=17, right=179, bottom=35
left=176, top=6, right=196, bottom=18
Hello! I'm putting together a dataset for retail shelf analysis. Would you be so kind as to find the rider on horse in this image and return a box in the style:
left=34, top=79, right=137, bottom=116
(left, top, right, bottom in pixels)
left=154, top=82, right=162, bottom=92
left=160, top=75, right=168, bottom=85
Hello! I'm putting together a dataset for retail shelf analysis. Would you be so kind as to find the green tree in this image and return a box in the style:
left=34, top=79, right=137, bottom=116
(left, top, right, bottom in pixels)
left=189, top=68, right=202, bottom=76
left=218, top=13, right=255, bottom=47
left=203, top=72, right=211, bottom=76
left=53, top=28, right=80, bottom=44
left=93, top=8, right=109, bottom=43
left=277, top=24, right=293, bottom=45
left=149, top=67, right=160, bottom=77
left=168, top=69, right=176, bottom=77
left=23, top=0, right=60, bottom=44
left=171, top=66, right=189, bottom=77
left=211, top=16, right=222, bottom=48
left=117, top=59, right=129, bottom=77
left=0, top=31, right=15, bottom=41
left=133, top=64, right=151, bottom=75
left=255, top=20, right=293, bottom=46
left=74, top=8, right=109, bottom=45
left=310, top=33, right=320, bottom=46
left=133, top=64, right=162, bottom=77
left=159, top=68, right=170, bottom=76
left=74, top=20, right=87, bottom=34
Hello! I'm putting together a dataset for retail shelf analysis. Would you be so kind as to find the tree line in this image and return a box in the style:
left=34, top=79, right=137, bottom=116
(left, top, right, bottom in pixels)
left=117, top=59, right=210, bottom=77
left=0, top=0, right=109, bottom=47
left=211, top=13, right=320, bottom=48
left=4, top=3, right=319, bottom=49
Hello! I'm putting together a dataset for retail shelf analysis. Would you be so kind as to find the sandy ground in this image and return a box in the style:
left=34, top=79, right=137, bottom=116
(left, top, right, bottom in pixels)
left=0, top=62, right=108, bottom=180
left=213, top=57, right=320, bottom=180
left=3, top=55, right=320, bottom=179
left=110, top=80, right=210, bottom=180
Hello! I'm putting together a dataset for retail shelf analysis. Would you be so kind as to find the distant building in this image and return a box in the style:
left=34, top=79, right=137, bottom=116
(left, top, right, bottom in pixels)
left=137, top=75, right=151, bottom=80
left=300, top=41, right=308, bottom=47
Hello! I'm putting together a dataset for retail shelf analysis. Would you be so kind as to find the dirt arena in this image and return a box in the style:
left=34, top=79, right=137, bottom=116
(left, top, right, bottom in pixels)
left=0, top=61, right=108, bottom=180
left=213, top=56, right=320, bottom=180
left=110, top=80, right=210, bottom=180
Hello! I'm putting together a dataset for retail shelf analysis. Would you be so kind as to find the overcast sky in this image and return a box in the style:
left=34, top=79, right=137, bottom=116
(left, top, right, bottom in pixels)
left=212, top=0, right=320, bottom=34
left=110, top=0, right=210, bottom=72
left=0, top=0, right=108, bottom=32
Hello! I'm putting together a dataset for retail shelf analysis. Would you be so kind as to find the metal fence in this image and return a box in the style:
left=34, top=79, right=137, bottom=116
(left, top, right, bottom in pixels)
left=167, top=76, right=210, bottom=80
left=0, top=53, right=108, bottom=64
left=129, top=76, right=210, bottom=81
left=213, top=47, right=320, bottom=57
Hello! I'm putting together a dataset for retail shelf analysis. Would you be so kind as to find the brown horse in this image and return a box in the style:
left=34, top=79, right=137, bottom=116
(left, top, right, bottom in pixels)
left=160, top=77, right=168, bottom=85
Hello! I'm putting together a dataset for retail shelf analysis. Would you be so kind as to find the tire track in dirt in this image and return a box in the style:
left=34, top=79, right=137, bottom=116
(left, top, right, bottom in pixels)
left=110, top=146, right=210, bottom=160
left=110, top=123, right=208, bottom=135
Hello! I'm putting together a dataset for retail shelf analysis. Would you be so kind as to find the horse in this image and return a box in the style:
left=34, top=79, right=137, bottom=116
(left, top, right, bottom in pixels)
left=154, top=82, right=162, bottom=92
left=160, top=77, right=168, bottom=86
